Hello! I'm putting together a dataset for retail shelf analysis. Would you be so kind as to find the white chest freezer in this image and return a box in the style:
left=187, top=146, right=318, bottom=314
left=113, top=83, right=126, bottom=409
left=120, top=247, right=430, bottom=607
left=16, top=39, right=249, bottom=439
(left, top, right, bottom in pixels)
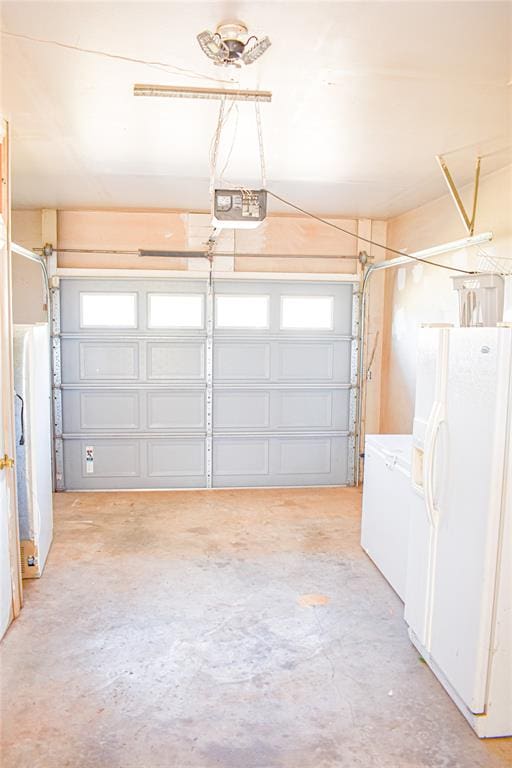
left=361, top=434, right=423, bottom=601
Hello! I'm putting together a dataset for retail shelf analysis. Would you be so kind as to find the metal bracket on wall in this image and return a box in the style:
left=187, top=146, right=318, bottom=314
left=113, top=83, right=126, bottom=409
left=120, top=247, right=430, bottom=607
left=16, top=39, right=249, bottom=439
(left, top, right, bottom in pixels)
left=436, top=155, right=481, bottom=236
left=347, top=286, right=360, bottom=487
left=205, top=277, right=214, bottom=488
left=358, top=250, right=370, bottom=268
left=53, top=399, right=64, bottom=492
left=50, top=285, right=65, bottom=490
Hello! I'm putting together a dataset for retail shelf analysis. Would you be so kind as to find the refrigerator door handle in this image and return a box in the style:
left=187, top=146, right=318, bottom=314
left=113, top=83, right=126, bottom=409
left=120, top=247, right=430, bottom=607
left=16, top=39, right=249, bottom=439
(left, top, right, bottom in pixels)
left=424, top=401, right=444, bottom=526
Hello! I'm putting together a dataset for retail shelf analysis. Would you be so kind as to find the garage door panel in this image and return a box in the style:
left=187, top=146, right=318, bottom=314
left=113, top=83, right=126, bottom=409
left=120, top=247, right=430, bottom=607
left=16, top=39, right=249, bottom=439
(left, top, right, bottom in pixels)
left=213, top=388, right=350, bottom=431
left=60, top=278, right=208, bottom=334
left=275, top=437, right=332, bottom=474
left=212, top=436, right=349, bottom=486
left=213, top=438, right=270, bottom=477
left=80, top=342, right=139, bottom=381
left=80, top=391, right=139, bottom=430
left=62, top=438, right=206, bottom=489
left=272, top=436, right=348, bottom=484
left=276, top=340, right=351, bottom=382
left=214, top=342, right=271, bottom=381
left=61, top=340, right=141, bottom=383
left=62, top=390, right=141, bottom=432
left=84, top=441, right=140, bottom=477
left=63, top=389, right=207, bottom=433
left=147, top=391, right=206, bottom=430
left=147, top=341, right=205, bottom=380
left=214, top=280, right=353, bottom=336
left=215, top=339, right=352, bottom=384
left=277, top=342, right=333, bottom=380
left=64, top=439, right=141, bottom=482
left=274, top=390, right=332, bottom=430
left=147, top=439, right=205, bottom=478
left=272, top=389, right=350, bottom=430
left=214, top=391, right=270, bottom=429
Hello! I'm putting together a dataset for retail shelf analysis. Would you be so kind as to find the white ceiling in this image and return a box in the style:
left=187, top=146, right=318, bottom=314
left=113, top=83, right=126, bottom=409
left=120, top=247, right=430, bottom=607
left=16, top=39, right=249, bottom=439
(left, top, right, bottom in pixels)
left=1, top=1, right=511, bottom=218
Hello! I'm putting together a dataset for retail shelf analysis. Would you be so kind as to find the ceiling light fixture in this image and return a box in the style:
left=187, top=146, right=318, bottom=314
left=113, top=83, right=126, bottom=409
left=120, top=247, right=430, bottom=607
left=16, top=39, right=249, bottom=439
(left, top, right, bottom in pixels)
left=197, top=20, right=271, bottom=68
left=133, top=83, right=272, bottom=102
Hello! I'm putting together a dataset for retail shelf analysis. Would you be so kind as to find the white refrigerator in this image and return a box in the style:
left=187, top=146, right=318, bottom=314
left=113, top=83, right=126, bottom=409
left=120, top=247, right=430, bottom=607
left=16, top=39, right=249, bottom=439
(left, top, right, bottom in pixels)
left=407, top=325, right=512, bottom=738
left=13, top=324, right=53, bottom=578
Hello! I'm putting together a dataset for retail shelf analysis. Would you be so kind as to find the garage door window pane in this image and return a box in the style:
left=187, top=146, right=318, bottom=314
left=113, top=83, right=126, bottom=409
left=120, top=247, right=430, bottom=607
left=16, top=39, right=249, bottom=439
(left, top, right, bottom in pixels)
left=80, top=293, right=137, bottom=328
left=281, top=296, right=334, bottom=330
left=148, top=294, right=204, bottom=329
left=215, top=295, right=269, bottom=329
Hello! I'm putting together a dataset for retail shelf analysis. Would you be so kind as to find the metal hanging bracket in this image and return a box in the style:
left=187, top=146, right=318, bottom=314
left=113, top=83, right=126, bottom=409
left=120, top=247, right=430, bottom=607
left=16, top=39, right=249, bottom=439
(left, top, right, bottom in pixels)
left=358, top=250, right=371, bottom=267
left=436, top=155, right=481, bottom=236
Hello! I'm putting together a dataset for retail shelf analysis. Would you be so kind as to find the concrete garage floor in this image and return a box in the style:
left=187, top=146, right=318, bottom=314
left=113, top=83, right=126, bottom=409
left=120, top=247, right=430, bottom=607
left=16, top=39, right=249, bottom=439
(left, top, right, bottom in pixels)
left=1, top=488, right=511, bottom=768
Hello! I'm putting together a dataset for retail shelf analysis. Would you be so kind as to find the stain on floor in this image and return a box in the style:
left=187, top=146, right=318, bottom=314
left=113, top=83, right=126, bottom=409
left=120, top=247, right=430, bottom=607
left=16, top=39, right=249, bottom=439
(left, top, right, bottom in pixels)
left=0, top=487, right=510, bottom=767
left=297, top=593, right=330, bottom=607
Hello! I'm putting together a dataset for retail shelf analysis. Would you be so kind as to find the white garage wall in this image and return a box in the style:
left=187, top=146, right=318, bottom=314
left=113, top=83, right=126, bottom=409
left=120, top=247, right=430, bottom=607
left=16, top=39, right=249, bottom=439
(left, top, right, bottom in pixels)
left=380, top=163, right=512, bottom=434
left=54, top=210, right=362, bottom=274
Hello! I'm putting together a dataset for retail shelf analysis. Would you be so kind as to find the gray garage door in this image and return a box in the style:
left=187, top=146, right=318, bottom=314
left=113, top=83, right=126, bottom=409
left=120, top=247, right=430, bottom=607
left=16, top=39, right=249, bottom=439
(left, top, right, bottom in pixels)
left=54, top=277, right=356, bottom=490
left=212, top=280, right=353, bottom=487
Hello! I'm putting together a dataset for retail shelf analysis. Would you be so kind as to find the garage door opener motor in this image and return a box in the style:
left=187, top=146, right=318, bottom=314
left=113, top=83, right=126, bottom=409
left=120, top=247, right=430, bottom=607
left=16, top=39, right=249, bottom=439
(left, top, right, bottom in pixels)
left=212, top=188, right=267, bottom=229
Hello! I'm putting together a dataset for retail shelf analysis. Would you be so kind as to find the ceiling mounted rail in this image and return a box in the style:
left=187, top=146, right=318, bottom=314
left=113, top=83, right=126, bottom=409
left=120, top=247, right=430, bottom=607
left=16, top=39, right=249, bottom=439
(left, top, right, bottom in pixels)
left=133, top=83, right=272, bottom=102
left=11, top=241, right=50, bottom=305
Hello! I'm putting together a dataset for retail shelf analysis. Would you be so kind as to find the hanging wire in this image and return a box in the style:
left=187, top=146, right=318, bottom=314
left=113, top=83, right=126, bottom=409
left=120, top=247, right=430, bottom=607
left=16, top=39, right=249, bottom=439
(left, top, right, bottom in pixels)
left=218, top=104, right=240, bottom=185
left=209, top=96, right=239, bottom=183
left=255, top=101, right=267, bottom=188
left=365, top=331, right=380, bottom=381
left=209, top=97, right=227, bottom=196
left=1, top=29, right=233, bottom=85
left=15, top=394, right=25, bottom=446
left=264, top=189, right=480, bottom=274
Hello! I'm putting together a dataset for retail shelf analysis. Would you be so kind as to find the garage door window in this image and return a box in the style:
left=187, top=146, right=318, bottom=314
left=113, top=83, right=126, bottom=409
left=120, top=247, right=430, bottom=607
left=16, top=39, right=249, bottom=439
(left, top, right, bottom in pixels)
left=215, top=295, right=269, bottom=329
left=80, top=293, right=137, bottom=328
left=148, top=294, right=204, bottom=329
left=281, top=296, right=334, bottom=330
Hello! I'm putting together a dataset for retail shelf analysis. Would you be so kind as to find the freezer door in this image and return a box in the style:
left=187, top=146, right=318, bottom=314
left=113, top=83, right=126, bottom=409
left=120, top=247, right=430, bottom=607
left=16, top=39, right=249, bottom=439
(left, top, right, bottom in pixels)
left=429, top=328, right=511, bottom=714
left=412, top=327, right=450, bottom=493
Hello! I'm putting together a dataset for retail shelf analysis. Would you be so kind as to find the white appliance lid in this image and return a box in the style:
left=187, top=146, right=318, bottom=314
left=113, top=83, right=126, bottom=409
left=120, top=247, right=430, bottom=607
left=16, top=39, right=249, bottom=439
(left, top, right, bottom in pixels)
left=365, top=434, right=413, bottom=471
